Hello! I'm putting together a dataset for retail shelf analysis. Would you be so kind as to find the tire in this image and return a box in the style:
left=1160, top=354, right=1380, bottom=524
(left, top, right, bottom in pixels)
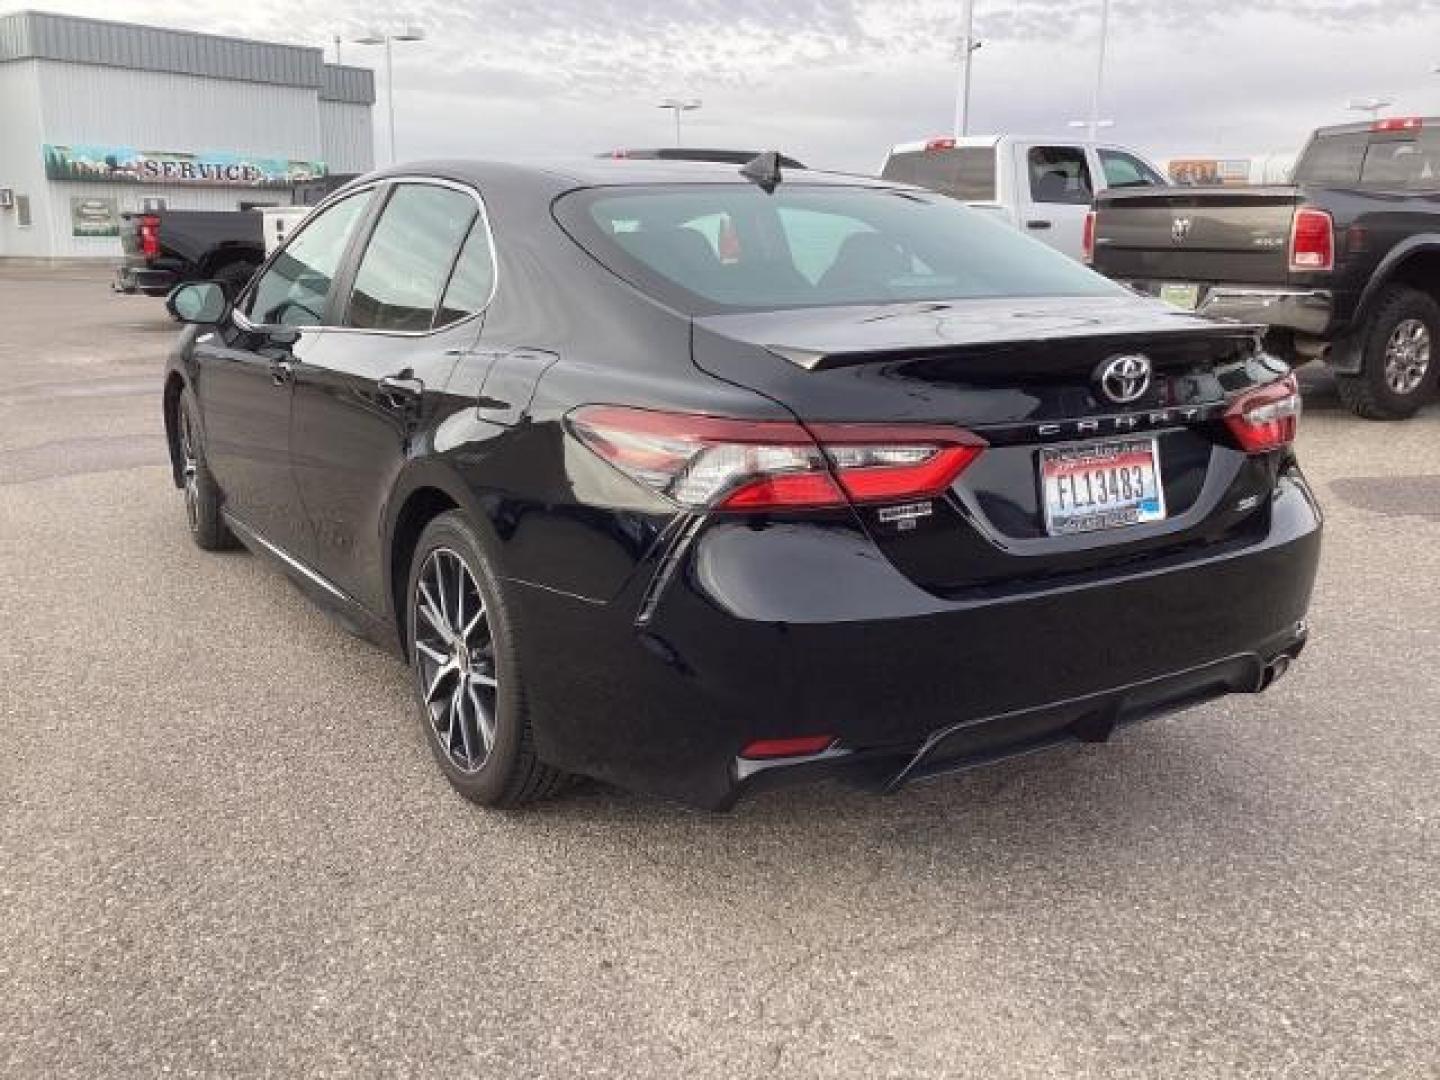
left=406, top=511, right=568, bottom=807
left=1335, top=285, right=1440, bottom=420
left=211, top=258, right=259, bottom=301
left=176, top=390, right=235, bottom=551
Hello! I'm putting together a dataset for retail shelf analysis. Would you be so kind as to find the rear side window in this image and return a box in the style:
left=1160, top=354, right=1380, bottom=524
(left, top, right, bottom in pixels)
left=1295, top=133, right=1368, bottom=185
left=881, top=147, right=997, bottom=201
left=558, top=184, right=1124, bottom=314
left=1028, top=146, right=1093, bottom=205
left=1099, top=149, right=1166, bottom=189
left=248, top=189, right=373, bottom=326
left=346, top=184, right=478, bottom=332
left=435, top=216, right=496, bottom=327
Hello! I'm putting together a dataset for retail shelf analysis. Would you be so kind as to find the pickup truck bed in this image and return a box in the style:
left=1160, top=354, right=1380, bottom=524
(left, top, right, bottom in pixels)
left=1091, top=118, right=1440, bottom=419
left=114, top=210, right=266, bottom=299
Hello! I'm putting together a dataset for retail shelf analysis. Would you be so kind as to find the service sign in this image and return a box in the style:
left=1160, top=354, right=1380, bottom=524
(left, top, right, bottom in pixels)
left=42, top=144, right=327, bottom=189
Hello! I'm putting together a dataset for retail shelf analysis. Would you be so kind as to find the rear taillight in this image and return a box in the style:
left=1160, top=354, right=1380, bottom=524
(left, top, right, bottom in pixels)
left=1082, top=209, right=1097, bottom=264
left=567, top=406, right=985, bottom=512
left=138, top=214, right=160, bottom=259
left=1224, top=375, right=1300, bottom=453
left=1288, top=208, right=1333, bottom=272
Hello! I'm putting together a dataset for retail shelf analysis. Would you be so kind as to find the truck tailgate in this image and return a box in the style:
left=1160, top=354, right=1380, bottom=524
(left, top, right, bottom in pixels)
left=1093, top=186, right=1302, bottom=284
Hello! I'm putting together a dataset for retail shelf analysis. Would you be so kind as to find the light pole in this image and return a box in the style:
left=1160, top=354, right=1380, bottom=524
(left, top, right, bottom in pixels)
left=353, top=25, right=426, bottom=165
left=1069, top=118, right=1114, bottom=137
left=1083, top=0, right=1111, bottom=141
left=953, top=0, right=982, bottom=137
left=658, top=99, right=701, bottom=146
left=1346, top=96, right=1394, bottom=120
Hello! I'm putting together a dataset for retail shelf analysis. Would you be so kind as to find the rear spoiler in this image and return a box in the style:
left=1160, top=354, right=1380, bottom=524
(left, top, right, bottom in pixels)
left=763, top=323, right=1266, bottom=372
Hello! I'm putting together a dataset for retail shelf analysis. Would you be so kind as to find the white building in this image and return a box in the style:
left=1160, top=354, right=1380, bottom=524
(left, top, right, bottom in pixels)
left=0, top=10, right=375, bottom=260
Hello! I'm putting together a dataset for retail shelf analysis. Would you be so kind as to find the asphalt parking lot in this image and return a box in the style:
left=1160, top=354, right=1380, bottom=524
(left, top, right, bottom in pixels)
left=1, top=263, right=1438, bottom=1078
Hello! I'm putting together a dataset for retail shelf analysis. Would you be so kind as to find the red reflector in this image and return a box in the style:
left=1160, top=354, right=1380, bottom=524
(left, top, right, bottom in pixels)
left=1288, top=207, right=1333, bottom=273
left=1224, top=375, right=1300, bottom=453
left=1372, top=116, right=1422, bottom=132
left=925, top=137, right=957, bottom=152
left=740, top=735, right=835, bottom=760
left=1081, top=209, right=1097, bottom=265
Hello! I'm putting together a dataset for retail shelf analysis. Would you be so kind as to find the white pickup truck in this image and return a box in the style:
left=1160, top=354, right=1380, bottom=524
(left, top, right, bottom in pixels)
left=880, top=135, right=1168, bottom=262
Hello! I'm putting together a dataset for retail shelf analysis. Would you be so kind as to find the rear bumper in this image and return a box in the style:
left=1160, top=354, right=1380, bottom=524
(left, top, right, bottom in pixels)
left=1128, top=282, right=1335, bottom=337
left=112, top=263, right=178, bottom=296
left=511, top=470, right=1322, bottom=810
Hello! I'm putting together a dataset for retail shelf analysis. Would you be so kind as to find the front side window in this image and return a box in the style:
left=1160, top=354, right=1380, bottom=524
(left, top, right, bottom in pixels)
left=247, top=189, right=373, bottom=326
left=346, top=184, right=479, bottom=332
left=1028, top=146, right=1093, bottom=205
left=558, top=184, right=1125, bottom=313
left=1099, top=150, right=1166, bottom=189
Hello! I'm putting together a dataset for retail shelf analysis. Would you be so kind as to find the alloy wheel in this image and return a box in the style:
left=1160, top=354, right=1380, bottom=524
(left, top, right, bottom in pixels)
left=1383, top=318, right=1431, bottom=395
left=179, top=408, right=200, bottom=532
left=412, top=547, right=498, bottom=774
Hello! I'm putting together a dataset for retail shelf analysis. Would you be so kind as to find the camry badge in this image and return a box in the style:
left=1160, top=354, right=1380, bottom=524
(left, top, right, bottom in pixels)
left=1171, top=217, right=1193, bottom=243
left=1096, top=354, right=1153, bottom=405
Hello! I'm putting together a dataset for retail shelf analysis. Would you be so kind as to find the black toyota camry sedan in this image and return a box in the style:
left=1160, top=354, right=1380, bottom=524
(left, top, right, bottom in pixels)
left=162, top=157, right=1321, bottom=810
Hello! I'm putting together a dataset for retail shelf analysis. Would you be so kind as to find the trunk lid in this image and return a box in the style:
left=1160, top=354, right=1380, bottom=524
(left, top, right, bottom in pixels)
left=691, top=296, right=1283, bottom=594
left=1091, top=186, right=1302, bottom=284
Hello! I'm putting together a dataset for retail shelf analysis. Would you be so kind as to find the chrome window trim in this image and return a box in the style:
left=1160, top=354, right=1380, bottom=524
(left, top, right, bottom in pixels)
left=234, top=175, right=500, bottom=340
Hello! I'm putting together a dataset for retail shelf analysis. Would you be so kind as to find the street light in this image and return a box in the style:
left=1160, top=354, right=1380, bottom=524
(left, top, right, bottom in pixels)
left=952, top=0, right=982, bottom=137
left=1081, top=0, right=1112, bottom=142
left=657, top=99, right=701, bottom=146
left=1068, top=119, right=1114, bottom=136
left=1346, top=96, right=1394, bottom=120
left=353, top=25, right=425, bottom=165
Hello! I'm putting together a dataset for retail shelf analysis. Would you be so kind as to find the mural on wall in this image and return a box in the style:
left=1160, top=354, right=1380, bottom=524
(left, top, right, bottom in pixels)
left=70, top=196, right=119, bottom=238
left=43, top=145, right=327, bottom=188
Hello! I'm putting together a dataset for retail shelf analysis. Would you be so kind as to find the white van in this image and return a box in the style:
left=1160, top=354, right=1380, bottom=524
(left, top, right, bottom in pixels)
left=879, top=135, right=1168, bottom=262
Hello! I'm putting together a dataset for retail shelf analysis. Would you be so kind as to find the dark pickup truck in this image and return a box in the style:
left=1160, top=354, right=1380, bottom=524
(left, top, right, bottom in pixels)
left=114, top=209, right=264, bottom=299
left=1091, top=117, right=1440, bottom=419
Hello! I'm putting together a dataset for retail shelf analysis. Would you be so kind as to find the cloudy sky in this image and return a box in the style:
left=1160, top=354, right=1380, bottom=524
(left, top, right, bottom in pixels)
left=9, top=0, right=1440, bottom=170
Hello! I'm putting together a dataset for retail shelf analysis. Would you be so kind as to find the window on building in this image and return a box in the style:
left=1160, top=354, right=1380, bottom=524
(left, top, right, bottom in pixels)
left=1028, top=146, right=1094, bottom=205
left=247, top=188, right=373, bottom=326
left=345, top=184, right=479, bottom=332
left=16, top=195, right=32, bottom=228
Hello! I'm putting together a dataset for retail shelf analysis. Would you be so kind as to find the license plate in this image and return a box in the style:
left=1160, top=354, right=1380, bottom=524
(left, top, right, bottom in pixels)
left=1159, top=283, right=1201, bottom=310
left=1040, top=438, right=1167, bottom=536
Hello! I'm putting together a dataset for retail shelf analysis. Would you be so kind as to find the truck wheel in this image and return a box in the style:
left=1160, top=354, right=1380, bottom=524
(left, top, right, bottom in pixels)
left=1336, top=285, right=1440, bottom=420
left=212, top=258, right=259, bottom=301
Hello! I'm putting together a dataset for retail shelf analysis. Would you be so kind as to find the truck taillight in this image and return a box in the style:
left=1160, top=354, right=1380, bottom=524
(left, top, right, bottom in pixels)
left=138, top=214, right=161, bottom=259
left=1372, top=116, right=1422, bottom=133
left=1082, top=210, right=1097, bottom=264
left=925, top=137, right=957, bottom=152
left=1224, top=376, right=1300, bottom=453
left=1288, top=208, right=1333, bottom=272
left=566, top=406, right=986, bottom=511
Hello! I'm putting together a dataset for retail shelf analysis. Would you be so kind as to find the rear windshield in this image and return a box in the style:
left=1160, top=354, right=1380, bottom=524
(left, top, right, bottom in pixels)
left=1295, top=129, right=1440, bottom=190
left=880, top=148, right=997, bottom=201
left=556, top=185, right=1122, bottom=315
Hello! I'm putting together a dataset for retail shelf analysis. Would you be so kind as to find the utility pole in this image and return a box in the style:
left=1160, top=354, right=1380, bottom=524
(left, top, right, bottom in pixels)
left=953, top=0, right=978, bottom=137
left=1086, top=0, right=1111, bottom=140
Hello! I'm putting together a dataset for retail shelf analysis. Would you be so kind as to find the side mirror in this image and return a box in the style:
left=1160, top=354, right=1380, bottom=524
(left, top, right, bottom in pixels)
left=166, top=281, right=230, bottom=325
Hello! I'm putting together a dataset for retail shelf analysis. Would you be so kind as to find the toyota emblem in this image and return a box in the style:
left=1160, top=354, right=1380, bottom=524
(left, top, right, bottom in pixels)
left=1171, top=217, right=1193, bottom=243
left=1096, top=354, right=1153, bottom=405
